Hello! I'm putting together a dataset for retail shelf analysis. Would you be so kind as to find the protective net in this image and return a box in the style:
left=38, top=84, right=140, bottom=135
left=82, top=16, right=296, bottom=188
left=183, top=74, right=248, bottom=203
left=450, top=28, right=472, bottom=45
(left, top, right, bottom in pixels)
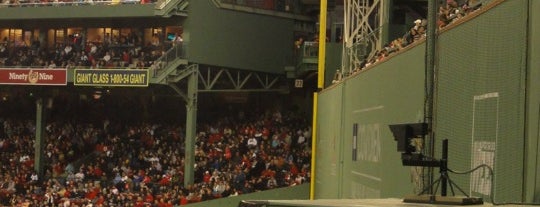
left=434, top=0, right=527, bottom=203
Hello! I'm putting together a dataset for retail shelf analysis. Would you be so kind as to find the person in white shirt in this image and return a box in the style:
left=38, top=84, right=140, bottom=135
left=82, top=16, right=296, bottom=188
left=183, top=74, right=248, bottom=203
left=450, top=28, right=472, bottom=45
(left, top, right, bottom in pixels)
left=247, top=137, right=258, bottom=149
left=48, top=60, right=57, bottom=69
left=64, top=44, right=72, bottom=55
left=103, top=52, right=111, bottom=62
left=297, top=135, right=306, bottom=146
left=90, top=43, right=97, bottom=54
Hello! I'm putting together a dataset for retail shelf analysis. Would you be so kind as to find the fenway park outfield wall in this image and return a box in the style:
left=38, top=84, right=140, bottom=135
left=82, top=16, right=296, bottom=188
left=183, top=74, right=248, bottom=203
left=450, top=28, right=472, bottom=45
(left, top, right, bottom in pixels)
left=315, top=0, right=539, bottom=203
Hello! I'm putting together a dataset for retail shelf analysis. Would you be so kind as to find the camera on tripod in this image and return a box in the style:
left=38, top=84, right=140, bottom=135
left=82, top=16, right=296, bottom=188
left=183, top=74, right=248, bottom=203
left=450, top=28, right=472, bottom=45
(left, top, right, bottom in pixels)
left=388, top=123, right=439, bottom=167
left=389, top=122, right=483, bottom=205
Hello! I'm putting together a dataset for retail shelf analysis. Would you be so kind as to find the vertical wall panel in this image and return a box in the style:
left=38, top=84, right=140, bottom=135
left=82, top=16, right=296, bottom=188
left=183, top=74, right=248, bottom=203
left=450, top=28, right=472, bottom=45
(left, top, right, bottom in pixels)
left=341, top=44, right=427, bottom=199
left=185, top=0, right=295, bottom=73
left=436, top=0, right=527, bottom=202
left=527, top=0, right=540, bottom=202
left=316, top=84, right=344, bottom=198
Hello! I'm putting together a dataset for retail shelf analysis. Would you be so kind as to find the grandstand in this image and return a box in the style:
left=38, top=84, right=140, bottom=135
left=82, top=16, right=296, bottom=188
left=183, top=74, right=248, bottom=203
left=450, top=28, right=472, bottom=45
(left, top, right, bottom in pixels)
left=1, top=0, right=540, bottom=206
left=0, top=0, right=323, bottom=206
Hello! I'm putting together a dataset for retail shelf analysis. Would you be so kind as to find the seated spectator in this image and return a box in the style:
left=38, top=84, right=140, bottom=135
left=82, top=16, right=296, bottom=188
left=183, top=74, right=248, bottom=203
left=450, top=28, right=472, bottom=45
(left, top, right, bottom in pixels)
left=350, top=0, right=486, bottom=74
left=1, top=80, right=313, bottom=206
left=102, top=51, right=111, bottom=62
left=438, top=12, right=450, bottom=29
left=48, top=60, right=57, bottom=68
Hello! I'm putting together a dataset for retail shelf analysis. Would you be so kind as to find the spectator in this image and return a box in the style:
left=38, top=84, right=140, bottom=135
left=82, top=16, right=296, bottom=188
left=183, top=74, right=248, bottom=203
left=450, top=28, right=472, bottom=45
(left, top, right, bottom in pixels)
left=349, top=0, right=485, bottom=74
left=1, top=86, right=312, bottom=206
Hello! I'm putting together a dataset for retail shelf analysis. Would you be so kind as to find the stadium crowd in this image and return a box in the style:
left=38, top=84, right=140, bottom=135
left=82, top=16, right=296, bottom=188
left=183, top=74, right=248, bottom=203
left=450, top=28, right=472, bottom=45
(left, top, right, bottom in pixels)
left=0, top=107, right=312, bottom=206
left=347, top=0, right=484, bottom=76
left=0, top=31, right=176, bottom=71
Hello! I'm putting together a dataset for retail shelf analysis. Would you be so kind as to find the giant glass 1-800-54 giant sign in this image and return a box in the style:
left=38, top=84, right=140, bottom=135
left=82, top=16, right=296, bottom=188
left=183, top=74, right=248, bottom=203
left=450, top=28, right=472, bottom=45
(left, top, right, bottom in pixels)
left=74, top=69, right=149, bottom=87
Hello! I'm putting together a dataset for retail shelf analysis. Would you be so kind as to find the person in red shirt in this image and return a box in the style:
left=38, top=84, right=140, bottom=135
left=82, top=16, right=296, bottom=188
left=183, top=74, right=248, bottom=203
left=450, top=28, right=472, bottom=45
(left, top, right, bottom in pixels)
left=144, top=192, right=154, bottom=203
left=95, top=142, right=105, bottom=152
left=159, top=174, right=171, bottom=186
left=179, top=194, right=189, bottom=205
left=289, top=161, right=299, bottom=176
left=94, top=165, right=104, bottom=178
left=157, top=198, right=168, bottom=207
left=203, top=171, right=211, bottom=183
left=224, top=146, right=232, bottom=160
left=143, top=175, right=152, bottom=184
left=63, top=187, right=71, bottom=198
left=135, top=196, right=145, bottom=207
left=121, top=50, right=131, bottom=67
left=163, top=200, right=173, bottom=207
left=85, top=183, right=100, bottom=200
left=95, top=195, right=105, bottom=206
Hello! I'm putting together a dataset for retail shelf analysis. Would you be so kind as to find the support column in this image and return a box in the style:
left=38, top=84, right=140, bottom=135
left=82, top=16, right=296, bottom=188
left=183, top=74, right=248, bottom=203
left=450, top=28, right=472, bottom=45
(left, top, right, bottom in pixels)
left=34, top=98, right=46, bottom=177
left=317, top=0, right=327, bottom=88
left=425, top=0, right=439, bottom=194
left=311, top=0, right=327, bottom=199
left=184, top=69, right=198, bottom=187
left=380, top=0, right=392, bottom=45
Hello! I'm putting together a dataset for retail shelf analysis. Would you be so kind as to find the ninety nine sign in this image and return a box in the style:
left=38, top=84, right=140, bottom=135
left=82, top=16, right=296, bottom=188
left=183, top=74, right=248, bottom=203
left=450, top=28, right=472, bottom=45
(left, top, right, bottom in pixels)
left=74, top=69, right=149, bottom=87
left=0, top=68, right=67, bottom=85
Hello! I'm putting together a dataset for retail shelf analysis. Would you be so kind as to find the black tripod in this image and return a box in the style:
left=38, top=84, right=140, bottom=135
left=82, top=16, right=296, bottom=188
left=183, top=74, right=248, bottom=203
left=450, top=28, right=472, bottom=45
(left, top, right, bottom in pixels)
left=404, top=139, right=483, bottom=205
left=418, top=139, right=469, bottom=198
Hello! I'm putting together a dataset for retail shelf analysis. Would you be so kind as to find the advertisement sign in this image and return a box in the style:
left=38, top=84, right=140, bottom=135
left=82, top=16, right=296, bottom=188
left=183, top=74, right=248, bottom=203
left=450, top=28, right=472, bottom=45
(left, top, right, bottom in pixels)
left=0, top=68, right=67, bottom=85
left=74, top=69, right=149, bottom=87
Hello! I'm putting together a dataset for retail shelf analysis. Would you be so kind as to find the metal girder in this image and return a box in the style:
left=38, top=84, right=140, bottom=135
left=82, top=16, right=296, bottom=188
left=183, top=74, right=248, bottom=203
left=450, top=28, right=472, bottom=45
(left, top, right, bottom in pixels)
left=167, top=64, right=286, bottom=93
left=342, top=0, right=384, bottom=74
left=197, top=66, right=285, bottom=93
left=168, top=63, right=199, bottom=83
left=155, top=0, right=188, bottom=17
left=167, top=63, right=197, bottom=102
left=167, top=83, right=188, bottom=102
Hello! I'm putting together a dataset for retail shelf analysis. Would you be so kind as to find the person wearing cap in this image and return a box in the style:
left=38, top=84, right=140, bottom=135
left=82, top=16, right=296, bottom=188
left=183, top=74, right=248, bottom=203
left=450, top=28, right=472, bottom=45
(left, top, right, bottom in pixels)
left=414, top=19, right=422, bottom=30
left=203, top=171, right=212, bottom=183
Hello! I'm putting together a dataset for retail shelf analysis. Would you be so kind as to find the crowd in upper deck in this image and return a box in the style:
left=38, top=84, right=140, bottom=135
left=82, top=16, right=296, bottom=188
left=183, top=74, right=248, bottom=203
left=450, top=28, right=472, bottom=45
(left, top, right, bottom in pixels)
left=0, top=31, right=182, bottom=70
left=328, top=0, right=485, bottom=84
left=0, top=99, right=312, bottom=206
left=358, top=0, right=482, bottom=71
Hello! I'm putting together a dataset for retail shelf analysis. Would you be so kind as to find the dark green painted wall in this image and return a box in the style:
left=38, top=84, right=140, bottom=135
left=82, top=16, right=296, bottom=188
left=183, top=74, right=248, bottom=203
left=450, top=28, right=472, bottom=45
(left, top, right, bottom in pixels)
left=317, top=43, right=426, bottom=199
left=315, top=84, right=344, bottom=198
left=316, top=0, right=532, bottom=203
left=184, top=0, right=295, bottom=74
left=527, top=0, right=540, bottom=203
left=341, top=44, right=427, bottom=199
left=324, top=43, right=342, bottom=87
left=435, top=0, right=527, bottom=202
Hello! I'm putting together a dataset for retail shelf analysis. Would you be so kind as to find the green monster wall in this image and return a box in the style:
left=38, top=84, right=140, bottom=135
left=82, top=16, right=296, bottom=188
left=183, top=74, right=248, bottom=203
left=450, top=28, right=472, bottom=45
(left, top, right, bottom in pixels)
left=435, top=0, right=527, bottom=203
left=316, top=0, right=531, bottom=203
left=527, top=0, right=540, bottom=203
left=184, top=0, right=296, bottom=74
left=316, top=43, right=426, bottom=199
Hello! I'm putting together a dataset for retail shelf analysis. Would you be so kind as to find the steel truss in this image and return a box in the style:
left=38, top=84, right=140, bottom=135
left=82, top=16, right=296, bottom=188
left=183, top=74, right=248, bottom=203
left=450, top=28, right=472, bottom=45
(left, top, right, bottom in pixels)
left=342, top=0, right=384, bottom=74
left=168, top=64, right=287, bottom=93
